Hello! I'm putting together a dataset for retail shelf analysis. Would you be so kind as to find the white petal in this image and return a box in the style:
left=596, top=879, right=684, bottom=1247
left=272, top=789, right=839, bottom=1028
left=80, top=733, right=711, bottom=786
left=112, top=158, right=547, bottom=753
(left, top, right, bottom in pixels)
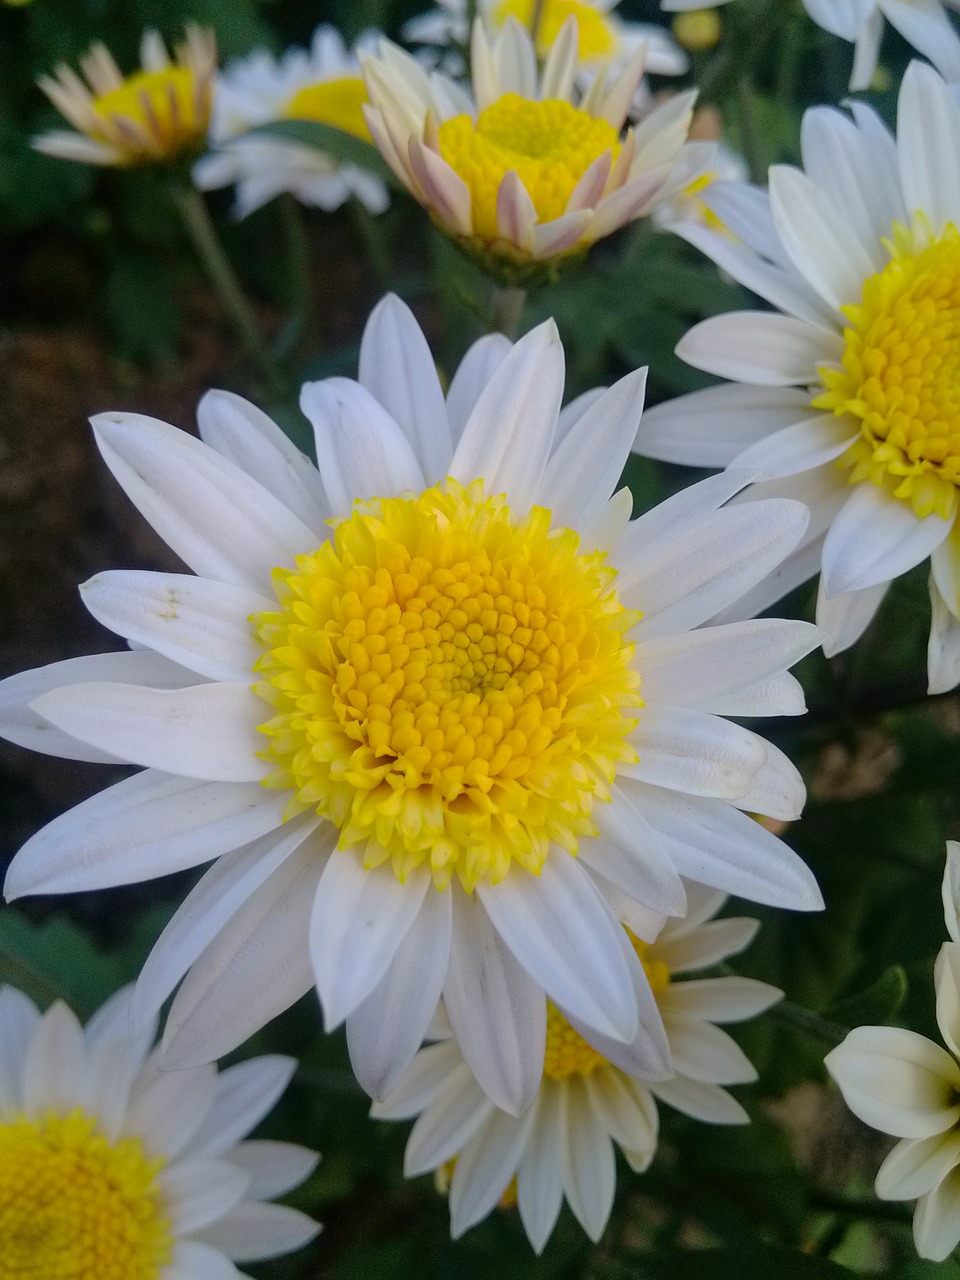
left=890, top=11, right=960, bottom=113
left=623, top=705, right=767, bottom=801
left=929, top=579, right=960, bottom=695
left=6, top=770, right=286, bottom=899
left=635, top=385, right=816, bottom=468
left=937, top=943, right=960, bottom=1059
left=300, top=378, right=426, bottom=516
left=561, top=1078, right=617, bottom=1241
left=584, top=1069, right=658, bottom=1156
left=227, top=1140, right=319, bottom=1199
left=932, top=531, right=960, bottom=616
left=517, top=1089, right=565, bottom=1253
left=195, top=1201, right=321, bottom=1263
left=160, top=1158, right=249, bottom=1235
left=133, top=818, right=321, bottom=1033
left=33, top=130, right=120, bottom=164
left=358, top=294, right=452, bottom=482
left=913, top=1168, right=960, bottom=1262
left=659, top=976, right=782, bottom=1023
left=662, top=1012, right=757, bottom=1084
left=23, top=1001, right=83, bottom=1116
left=166, top=1240, right=241, bottom=1280
left=0, top=987, right=40, bottom=1109
left=540, top=369, right=647, bottom=530
left=825, top=1026, right=960, bottom=1139
left=372, top=1038, right=464, bottom=1120
left=821, top=483, right=952, bottom=598
left=944, top=841, right=960, bottom=945
left=125, top=1063, right=218, bottom=1160
left=186, top=1056, right=298, bottom=1159
left=477, top=855, right=639, bottom=1043
left=310, top=854, right=429, bottom=1030
left=817, top=577, right=888, bottom=658
left=30, top=681, right=268, bottom=781
left=92, top=412, right=319, bottom=595
left=875, top=1131, right=960, bottom=1201
left=729, top=414, right=856, bottom=480
left=729, top=738, right=807, bottom=822
left=449, top=1106, right=536, bottom=1237
left=403, top=1064, right=496, bottom=1174
left=496, top=170, right=537, bottom=250
left=445, top=334, right=513, bottom=443
left=80, top=571, right=268, bottom=682
left=625, top=781, right=823, bottom=911
left=649, top=1075, right=747, bottom=1123
left=585, top=785, right=686, bottom=917
left=347, top=885, right=452, bottom=1100
left=619, top=469, right=761, bottom=552
left=449, top=320, right=564, bottom=514
left=676, top=313, right=842, bottom=386
left=196, top=389, right=329, bottom=533
left=443, top=887, right=546, bottom=1116
left=653, top=918, right=760, bottom=974
left=899, top=61, right=960, bottom=238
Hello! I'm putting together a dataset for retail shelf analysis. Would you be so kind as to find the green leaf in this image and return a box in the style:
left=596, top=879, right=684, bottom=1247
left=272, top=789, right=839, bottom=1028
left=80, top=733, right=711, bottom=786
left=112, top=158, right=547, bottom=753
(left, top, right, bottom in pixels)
left=245, top=119, right=397, bottom=188
left=0, top=909, right=125, bottom=1017
left=825, top=965, right=909, bottom=1027
left=625, top=1246, right=857, bottom=1279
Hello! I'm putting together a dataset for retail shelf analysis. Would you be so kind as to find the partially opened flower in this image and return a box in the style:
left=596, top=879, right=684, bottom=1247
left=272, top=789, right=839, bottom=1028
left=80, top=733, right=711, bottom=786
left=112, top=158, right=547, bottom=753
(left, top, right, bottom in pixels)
left=34, top=27, right=216, bottom=168
left=825, top=844, right=960, bottom=1262
left=373, top=881, right=781, bottom=1250
left=0, top=983, right=319, bottom=1279
left=362, top=18, right=700, bottom=281
left=404, top=0, right=688, bottom=83
left=194, top=25, right=388, bottom=219
left=635, top=63, right=960, bottom=695
left=0, top=294, right=820, bottom=1120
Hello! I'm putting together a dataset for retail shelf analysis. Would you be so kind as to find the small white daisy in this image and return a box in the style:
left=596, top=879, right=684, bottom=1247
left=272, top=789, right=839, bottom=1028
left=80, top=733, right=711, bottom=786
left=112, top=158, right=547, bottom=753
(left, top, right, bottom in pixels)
left=635, top=63, right=960, bottom=694
left=826, top=843, right=960, bottom=1262
left=373, top=880, right=781, bottom=1250
left=0, top=293, right=821, bottom=1120
left=0, top=983, right=319, bottom=1279
left=194, top=25, right=389, bottom=219
left=362, top=18, right=703, bottom=277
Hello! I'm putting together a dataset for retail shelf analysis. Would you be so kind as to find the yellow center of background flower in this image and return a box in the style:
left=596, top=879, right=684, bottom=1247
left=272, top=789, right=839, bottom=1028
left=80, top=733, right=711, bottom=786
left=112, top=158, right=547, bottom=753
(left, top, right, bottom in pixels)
left=91, top=68, right=208, bottom=162
left=254, top=480, right=640, bottom=891
left=437, top=95, right=621, bottom=244
left=492, top=0, right=618, bottom=60
left=543, top=936, right=670, bottom=1079
left=0, top=1109, right=171, bottom=1280
left=816, top=219, right=960, bottom=520
left=283, top=76, right=373, bottom=142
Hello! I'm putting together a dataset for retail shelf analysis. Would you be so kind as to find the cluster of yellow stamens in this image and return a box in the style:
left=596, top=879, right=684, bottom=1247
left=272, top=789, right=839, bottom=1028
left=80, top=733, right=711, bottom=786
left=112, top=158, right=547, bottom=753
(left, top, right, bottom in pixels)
left=0, top=1109, right=171, bottom=1280
left=254, top=480, right=640, bottom=891
left=491, top=0, right=618, bottom=60
left=817, top=217, right=960, bottom=520
left=543, top=935, right=671, bottom=1080
left=437, top=95, right=621, bottom=243
left=282, top=76, right=373, bottom=142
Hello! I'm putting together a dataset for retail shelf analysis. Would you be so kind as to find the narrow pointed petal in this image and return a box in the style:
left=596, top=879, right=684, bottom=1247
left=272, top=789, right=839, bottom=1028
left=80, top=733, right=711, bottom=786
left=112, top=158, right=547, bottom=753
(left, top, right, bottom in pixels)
left=561, top=1079, right=616, bottom=1241
left=445, top=334, right=513, bottom=442
left=517, top=1090, right=565, bottom=1253
left=876, top=1131, right=960, bottom=1202
left=821, top=483, right=952, bottom=598
left=449, top=1107, right=536, bottom=1238
left=160, top=1160, right=249, bottom=1236
left=635, top=385, right=815, bottom=468
left=195, top=1201, right=321, bottom=1264
left=23, top=1001, right=83, bottom=1116
left=677, top=313, right=841, bottom=386
left=585, top=785, right=686, bottom=917
left=404, top=1065, right=496, bottom=1174
left=186, top=1056, right=297, bottom=1159
left=817, top=576, right=888, bottom=658
left=929, top=580, right=960, bottom=695
left=623, top=705, right=768, bottom=801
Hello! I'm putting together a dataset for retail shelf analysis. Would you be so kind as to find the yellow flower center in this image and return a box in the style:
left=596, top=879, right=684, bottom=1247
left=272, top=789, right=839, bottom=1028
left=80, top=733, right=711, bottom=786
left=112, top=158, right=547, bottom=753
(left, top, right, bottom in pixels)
left=437, top=94, right=621, bottom=244
left=282, top=75, right=372, bottom=142
left=0, top=1109, right=171, bottom=1280
left=90, top=68, right=208, bottom=162
left=543, top=936, right=671, bottom=1080
left=816, top=218, right=960, bottom=520
left=491, top=0, right=618, bottom=60
left=253, top=480, right=641, bottom=891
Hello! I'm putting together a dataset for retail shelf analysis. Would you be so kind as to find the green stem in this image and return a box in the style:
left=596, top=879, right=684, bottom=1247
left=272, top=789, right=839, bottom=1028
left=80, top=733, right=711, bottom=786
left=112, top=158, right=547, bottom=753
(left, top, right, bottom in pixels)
left=737, top=76, right=765, bottom=185
left=351, top=198, right=391, bottom=288
left=272, top=193, right=312, bottom=362
left=490, top=284, right=527, bottom=338
left=775, top=10, right=805, bottom=110
left=767, top=998, right=850, bottom=1047
left=168, top=178, right=283, bottom=395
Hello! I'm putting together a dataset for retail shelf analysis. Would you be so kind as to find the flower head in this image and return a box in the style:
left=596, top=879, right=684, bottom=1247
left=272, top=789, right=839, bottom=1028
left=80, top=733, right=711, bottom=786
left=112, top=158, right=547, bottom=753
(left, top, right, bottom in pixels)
left=0, top=294, right=820, bottom=1120
left=362, top=19, right=700, bottom=281
left=194, top=25, right=389, bottom=219
left=635, top=63, right=960, bottom=695
left=373, top=881, right=781, bottom=1250
left=34, top=27, right=216, bottom=168
left=0, top=983, right=319, bottom=1279
left=826, top=843, right=960, bottom=1262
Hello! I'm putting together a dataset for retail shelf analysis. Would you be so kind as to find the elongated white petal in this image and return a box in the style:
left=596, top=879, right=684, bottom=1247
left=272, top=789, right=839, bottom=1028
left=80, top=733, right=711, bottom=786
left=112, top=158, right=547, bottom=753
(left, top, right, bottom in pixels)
left=623, top=705, right=767, bottom=801
left=80, top=572, right=268, bottom=682
left=728, top=738, right=806, bottom=822
left=92, top=412, right=318, bottom=594
left=649, top=1075, right=747, bottom=1124
left=821, top=483, right=952, bottom=598
left=561, top=1078, right=617, bottom=1240
left=635, top=385, right=815, bottom=468
left=659, top=976, right=782, bottom=1023
left=929, top=580, right=960, bottom=695
left=450, top=320, right=564, bottom=514
left=0, top=987, right=40, bottom=1110
left=186, top=1056, right=297, bottom=1160
left=372, top=1038, right=464, bottom=1120
left=875, top=1131, right=960, bottom=1201
left=347, top=885, right=452, bottom=1100
left=932, top=533, right=960, bottom=616
left=5, top=770, right=286, bottom=900
left=33, top=130, right=120, bottom=163
left=166, top=1239, right=242, bottom=1280
left=937, top=943, right=960, bottom=1059
left=653, top=918, right=759, bottom=974
left=126, top=1063, right=218, bottom=1161
left=817, top=576, right=888, bottom=658
left=496, top=169, right=537, bottom=250
left=227, top=1140, right=319, bottom=1199
left=729, top=414, right=856, bottom=480
left=677, top=313, right=841, bottom=386
left=945, top=841, right=960, bottom=945
left=300, top=378, right=425, bottom=516
left=443, top=888, right=546, bottom=1116
left=586, top=786, right=686, bottom=917
left=450, top=1107, right=536, bottom=1238
left=914, top=1169, right=960, bottom=1262
left=477, top=855, right=639, bottom=1043
left=825, top=1026, right=960, bottom=1139
left=896, top=46, right=960, bottom=222
left=409, top=139, right=473, bottom=235
left=358, top=294, right=452, bottom=482
left=195, top=1201, right=321, bottom=1264
left=23, top=1001, right=83, bottom=1116
left=585, top=1069, right=658, bottom=1155
left=445, top=334, right=513, bottom=443
left=517, top=1089, right=565, bottom=1253
left=196, top=390, right=329, bottom=533
left=31, top=681, right=268, bottom=781
left=663, top=1013, right=757, bottom=1084
left=404, top=1064, right=496, bottom=1175
left=160, top=1159, right=249, bottom=1236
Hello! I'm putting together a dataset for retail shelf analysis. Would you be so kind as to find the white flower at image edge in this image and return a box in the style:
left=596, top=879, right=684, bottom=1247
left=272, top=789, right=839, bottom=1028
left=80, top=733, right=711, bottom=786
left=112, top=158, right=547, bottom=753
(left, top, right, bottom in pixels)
left=826, top=843, right=960, bottom=1262
left=0, top=984, right=318, bottom=1280
left=0, top=295, right=821, bottom=1120
left=373, top=881, right=781, bottom=1251
left=658, top=0, right=960, bottom=92
left=635, top=63, right=960, bottom=695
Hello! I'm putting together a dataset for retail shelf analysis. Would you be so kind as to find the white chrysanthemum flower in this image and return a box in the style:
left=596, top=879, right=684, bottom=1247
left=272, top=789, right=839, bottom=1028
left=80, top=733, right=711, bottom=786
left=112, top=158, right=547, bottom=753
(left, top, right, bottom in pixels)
left=362, top=18, right=703, bottom=278
left=825, top=843, right=960, bottom=1262
left=0, top=294, right=821, bottom=1118
left=635, top=64, right=960, bottom=695
left=0, top=983, right=319, bottom=1279
left=404, top=0, right=688, bottom=82
left=373, top=881, right=781, bottom=1250
left=659, top=0, right=960, bottom=91
left=193, top=25, right=389, bottom=219
left=34, top=27, right=216, bottom=168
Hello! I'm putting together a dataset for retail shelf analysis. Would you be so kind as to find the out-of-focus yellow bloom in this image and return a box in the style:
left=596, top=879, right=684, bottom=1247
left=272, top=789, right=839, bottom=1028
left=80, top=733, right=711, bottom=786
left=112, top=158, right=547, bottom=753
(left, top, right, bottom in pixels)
left=34, top=27, right=216, bottom=167
left=672, top=8, right=722, bottom=51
